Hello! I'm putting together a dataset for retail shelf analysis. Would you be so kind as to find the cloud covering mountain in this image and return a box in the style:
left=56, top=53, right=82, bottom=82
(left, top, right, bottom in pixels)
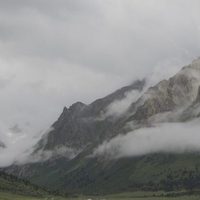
left=1, top=0, right=200, bottom=166
left=94, top=119, right=200, bottom=158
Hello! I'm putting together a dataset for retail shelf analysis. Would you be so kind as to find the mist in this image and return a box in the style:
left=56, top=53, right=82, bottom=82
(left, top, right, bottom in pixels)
left=0, top=126, right=45, bottom=167
left=94, top=119, right=200, bottom=158
left=104, top=90, right=142, bottom=117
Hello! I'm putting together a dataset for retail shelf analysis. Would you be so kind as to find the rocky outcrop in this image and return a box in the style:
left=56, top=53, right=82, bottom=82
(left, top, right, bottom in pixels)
left=39, top=79, right=146, bottom=151
left=127, top=58, right=200, bottom=123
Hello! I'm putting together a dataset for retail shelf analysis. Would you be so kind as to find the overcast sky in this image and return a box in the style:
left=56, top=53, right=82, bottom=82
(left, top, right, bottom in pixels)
left=0, top=0, right=200, bottom=160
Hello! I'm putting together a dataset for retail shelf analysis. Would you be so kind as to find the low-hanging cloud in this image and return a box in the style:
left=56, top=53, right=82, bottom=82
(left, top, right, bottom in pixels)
left=0, top=126, right=80, bottom=167
left=26, top=146, right=80, bottom=164
left=103, top=90, right=142, bottom=117
left=0, top=126, right=52, bottom=167
left=94, top=118, right=200, bottom=158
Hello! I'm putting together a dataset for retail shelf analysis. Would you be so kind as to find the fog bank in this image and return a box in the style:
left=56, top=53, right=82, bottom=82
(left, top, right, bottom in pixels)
left=94, top=119, right=200, bottom=158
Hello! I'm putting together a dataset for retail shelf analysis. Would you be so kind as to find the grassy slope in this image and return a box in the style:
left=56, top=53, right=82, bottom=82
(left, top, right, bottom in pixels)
left=7, top=153, right=200, bottom=195
left=49, top=153, right=200, bottom=194
left=42, top=153, right=200, bottom=194
left=0, top=172, right=49, bottom=197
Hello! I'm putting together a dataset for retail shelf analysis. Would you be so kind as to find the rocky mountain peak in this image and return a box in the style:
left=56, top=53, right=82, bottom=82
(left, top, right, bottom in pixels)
left=56, top=102, right=86, bottom=123
left=69, top=102, right=86, bottom=110
left=68, top=102, right=86, bottom=116
left=36, top=79, right=146, bottom=152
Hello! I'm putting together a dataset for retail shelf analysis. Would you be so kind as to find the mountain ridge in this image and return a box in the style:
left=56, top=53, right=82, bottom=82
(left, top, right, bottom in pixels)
left=38, top=79, right=146, bottom=152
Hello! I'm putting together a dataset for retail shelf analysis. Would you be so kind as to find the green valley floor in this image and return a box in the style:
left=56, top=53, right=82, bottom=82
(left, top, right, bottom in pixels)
left=2, top=191, right=200, bottom=200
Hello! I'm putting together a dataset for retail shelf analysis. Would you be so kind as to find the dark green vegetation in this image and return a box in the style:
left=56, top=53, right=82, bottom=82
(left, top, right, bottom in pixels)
left=6, top=153, right=200, bottom=195
left=0, top=171, right=49, bottom=197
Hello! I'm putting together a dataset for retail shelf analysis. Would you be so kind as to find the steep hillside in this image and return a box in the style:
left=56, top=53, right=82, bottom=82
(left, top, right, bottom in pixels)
left=37, top=79, right=145, bottom=152
left=0, top=171, right=49, bottom=197
left=5, top=153, right=200, bottom=195
left=37, top=58, right=200, bottom=155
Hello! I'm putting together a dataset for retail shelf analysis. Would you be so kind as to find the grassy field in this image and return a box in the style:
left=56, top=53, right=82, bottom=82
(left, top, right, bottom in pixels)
left=2, top=191, right=200, bottom=200
left=0, top=192, right=67, bottom=200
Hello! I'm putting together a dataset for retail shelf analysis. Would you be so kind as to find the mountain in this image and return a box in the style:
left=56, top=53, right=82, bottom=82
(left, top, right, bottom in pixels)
left=4, top=58, right=200, bottom=195
left=36, top=79, right=145, bottom=152
left=35, top=58, right=200, bottom=156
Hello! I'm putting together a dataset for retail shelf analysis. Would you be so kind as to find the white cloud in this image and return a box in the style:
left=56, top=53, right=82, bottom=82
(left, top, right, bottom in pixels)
left=103, top=90, right=142, bottom=117
left=94, top=119, right=200, bottom=158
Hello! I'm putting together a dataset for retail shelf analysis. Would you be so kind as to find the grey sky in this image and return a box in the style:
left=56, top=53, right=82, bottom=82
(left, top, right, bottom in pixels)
left=0, top=0, right=200, bottom=166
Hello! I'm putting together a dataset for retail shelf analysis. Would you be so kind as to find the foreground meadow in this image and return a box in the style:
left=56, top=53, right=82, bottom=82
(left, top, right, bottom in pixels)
left=2, top=191, right=200, bottom=200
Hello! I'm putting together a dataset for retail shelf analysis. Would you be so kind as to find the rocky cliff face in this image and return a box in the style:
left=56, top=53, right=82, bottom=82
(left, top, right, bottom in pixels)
left=121, top=58, right=200, bottom=125
left=38, top=79, right=146, bottom=152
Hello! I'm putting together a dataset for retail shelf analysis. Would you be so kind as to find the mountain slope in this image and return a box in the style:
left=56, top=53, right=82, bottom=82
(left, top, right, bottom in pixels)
left=39, top=60, right=200, bottom=154
left=6, top=153, right=200, bottom=195
left=37, top=79, right=145, bottom=152
left=0, top=171, right=49, bottom=197
left=4, top=58, right=200, bottom=195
